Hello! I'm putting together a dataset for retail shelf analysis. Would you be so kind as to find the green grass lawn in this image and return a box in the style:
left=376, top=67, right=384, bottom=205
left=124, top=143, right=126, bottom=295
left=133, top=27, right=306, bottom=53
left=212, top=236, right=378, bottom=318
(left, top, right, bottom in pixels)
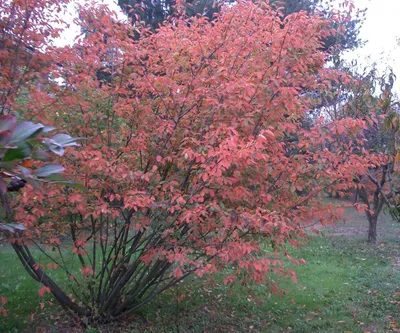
left=0, top=204, right=399, bottom=332
left=125, top=235, right=399, bottom=333
left=0, top=245, right=75, bottom=333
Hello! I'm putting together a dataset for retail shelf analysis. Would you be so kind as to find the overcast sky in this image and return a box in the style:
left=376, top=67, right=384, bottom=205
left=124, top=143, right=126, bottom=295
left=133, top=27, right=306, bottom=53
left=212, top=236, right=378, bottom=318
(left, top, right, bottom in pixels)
left=58, top=0, right=399, bottom=93
left=343, top=0, right=400, bottom=94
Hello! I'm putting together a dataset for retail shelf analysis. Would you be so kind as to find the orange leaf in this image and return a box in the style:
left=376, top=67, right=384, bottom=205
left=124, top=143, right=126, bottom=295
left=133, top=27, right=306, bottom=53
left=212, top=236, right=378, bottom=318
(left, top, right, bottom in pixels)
left=20, top=160, right=34, bottom=168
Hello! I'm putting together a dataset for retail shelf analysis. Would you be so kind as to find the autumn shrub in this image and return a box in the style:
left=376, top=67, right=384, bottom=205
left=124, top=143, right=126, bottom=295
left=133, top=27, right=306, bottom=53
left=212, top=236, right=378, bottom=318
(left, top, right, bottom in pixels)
left=0, top=0, right=381, bottom=322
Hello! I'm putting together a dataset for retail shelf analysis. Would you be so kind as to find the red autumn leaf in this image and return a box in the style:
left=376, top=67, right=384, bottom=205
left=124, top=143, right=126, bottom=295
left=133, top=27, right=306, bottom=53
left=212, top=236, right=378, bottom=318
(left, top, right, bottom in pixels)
left=38, top=286, right=51, bottom=297
left=82, top=266, right=94, bottom=277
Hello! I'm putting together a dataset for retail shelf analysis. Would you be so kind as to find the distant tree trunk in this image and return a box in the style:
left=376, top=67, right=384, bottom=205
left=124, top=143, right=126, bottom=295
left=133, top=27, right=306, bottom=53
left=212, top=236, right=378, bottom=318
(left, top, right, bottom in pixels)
left=366, top=213, right=378, bottom=243
left=353, top=189, right=359, bottom=204
left=358, top=185, right=385, bottom=244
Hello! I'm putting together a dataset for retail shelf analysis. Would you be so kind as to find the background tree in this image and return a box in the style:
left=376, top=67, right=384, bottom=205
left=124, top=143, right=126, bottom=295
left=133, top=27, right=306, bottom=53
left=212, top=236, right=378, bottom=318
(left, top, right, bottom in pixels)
left=117, top=0, right=365, bottom=52
left=0, top=0, right=72, bottom=117
left=355, top=80, right=400, bottom=242
left=309, top=59, right=400, bottom=242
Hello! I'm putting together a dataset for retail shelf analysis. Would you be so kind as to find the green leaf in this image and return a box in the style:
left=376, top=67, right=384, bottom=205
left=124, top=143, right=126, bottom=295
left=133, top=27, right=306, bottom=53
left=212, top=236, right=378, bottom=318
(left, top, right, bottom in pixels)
left=18, top=165, right=32, bottom=178
left=0, top=130, right=12, bottom=146
left=7, top=223, right=25, bottom=231
left=51, top=134, right=85, bottom=147
left=0, top=224, right=15, bottom=233
left=44, top=173, right=66, bottom=181
left=32, top=149, right=51, bottom=161
left=0, top=115, right=17, bottom=132
left=41, top=126, right=56, bottom=133
left=2, top=143, right=32, bottom=161
left=46, top=142, right=65, bottom=156
left=35, top=164, right=65, bottom=178
left=25, top=177, right=39, bottom=189
left=53, top=181, right=87, bottom=191
left=0, top=223, right=25, bottom=234
left=10, top=122, right=44, bottom=143
left=0, top=161, right=14, bottom=169
left=40, top=173, right=87, bottom=191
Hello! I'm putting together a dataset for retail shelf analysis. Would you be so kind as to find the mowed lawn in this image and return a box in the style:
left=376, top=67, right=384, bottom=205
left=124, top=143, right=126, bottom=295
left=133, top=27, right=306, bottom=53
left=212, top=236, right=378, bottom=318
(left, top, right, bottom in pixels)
left=0, top=201, right=399, bottom=332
